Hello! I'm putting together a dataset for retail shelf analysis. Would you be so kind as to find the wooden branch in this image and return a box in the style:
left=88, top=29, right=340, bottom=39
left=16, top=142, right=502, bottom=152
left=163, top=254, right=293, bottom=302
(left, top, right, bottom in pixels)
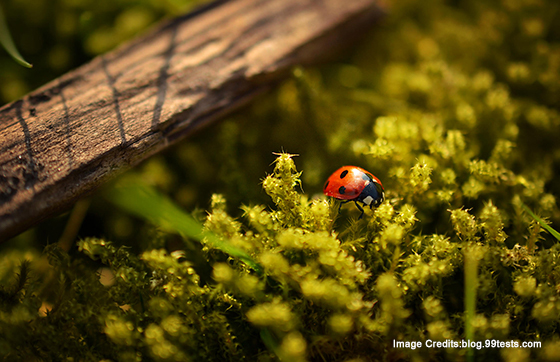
left=0, top=0, right=383, bottom=241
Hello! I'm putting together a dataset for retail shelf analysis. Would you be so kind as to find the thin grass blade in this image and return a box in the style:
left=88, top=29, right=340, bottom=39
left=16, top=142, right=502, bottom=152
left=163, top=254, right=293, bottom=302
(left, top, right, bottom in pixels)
left=0, top=5, right=32, bottom=68
left=106, top=179, right=262, bottom=274
left=521, top=203, right=560, bottom=241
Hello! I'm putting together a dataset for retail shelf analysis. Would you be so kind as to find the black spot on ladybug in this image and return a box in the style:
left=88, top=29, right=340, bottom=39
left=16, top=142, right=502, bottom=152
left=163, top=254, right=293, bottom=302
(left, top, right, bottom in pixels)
left=339, top=186, right=346, bottom=194
left=324, top=180, right=329, bottom=190
left=340, top=170, right=349, bottom=179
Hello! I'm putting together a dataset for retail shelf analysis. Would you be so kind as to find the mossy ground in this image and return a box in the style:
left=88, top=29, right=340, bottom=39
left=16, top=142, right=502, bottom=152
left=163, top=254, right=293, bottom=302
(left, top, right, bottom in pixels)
left=2, top=0, right=560, bottom=361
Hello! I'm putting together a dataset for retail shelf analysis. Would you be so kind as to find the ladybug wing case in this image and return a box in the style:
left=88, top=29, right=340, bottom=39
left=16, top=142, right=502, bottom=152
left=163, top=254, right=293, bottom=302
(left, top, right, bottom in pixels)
left=323, top=167, right=367, bottom=200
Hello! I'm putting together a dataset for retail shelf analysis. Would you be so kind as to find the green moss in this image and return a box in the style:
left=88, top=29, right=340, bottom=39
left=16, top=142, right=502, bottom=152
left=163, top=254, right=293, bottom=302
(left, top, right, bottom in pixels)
left=2, top=0, right=560, bottom=360
left=3, top=148, right=558, bottom=360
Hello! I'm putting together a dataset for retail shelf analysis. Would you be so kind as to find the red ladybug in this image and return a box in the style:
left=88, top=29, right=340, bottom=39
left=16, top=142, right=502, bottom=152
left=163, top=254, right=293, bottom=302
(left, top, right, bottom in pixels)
left=323, top=166, right=385, bottom=218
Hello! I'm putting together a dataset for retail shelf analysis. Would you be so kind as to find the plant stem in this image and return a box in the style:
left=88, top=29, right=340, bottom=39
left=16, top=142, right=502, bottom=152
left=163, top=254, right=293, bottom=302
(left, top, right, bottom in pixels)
left=464, top=244, right=479, bottom=362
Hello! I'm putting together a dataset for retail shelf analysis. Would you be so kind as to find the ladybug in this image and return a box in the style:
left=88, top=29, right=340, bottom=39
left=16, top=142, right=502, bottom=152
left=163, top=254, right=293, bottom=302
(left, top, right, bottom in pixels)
left=323, top=166, right=385, bottom=218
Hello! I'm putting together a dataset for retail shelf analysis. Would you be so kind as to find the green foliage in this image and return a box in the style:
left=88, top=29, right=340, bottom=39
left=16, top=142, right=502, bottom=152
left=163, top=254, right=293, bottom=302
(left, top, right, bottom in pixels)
left=2, top=0, right=560, bottom=360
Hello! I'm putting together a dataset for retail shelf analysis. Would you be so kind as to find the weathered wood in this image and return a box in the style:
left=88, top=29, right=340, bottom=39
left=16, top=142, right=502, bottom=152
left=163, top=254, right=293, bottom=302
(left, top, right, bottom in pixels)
left=0, top=0, right=383, bottom=241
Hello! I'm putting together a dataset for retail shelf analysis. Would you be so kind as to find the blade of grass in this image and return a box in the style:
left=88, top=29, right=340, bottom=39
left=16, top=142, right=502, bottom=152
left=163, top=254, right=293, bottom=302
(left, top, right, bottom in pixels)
left=521, top=203, right=560, bottom=241
left=260, top=328, right=281, bottom=359
left=105, top=178, right=262, bottom=274
left=58, top=198, right=91, bottom=252
left=464, top=244, right=482, bottom=362
left=0, top=4, right=32, bottom=68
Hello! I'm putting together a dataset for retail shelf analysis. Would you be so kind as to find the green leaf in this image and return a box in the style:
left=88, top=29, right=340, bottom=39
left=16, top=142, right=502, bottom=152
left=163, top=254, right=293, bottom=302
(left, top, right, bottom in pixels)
left=0, top=4, right=32, bottom=68
left=105, top=178, right=263, bottom=274
left=521, top=203, right=560, bottom=241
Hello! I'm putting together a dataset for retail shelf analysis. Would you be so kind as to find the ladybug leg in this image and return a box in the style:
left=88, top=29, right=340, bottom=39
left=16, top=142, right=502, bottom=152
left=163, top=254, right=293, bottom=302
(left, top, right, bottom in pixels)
left=338, top=200, right=351, bottom=212
left=354, top=201, right=365, bottom=219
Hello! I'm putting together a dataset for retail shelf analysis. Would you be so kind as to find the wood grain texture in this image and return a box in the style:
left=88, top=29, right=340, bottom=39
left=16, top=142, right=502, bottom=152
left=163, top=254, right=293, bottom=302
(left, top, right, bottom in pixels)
left=0, top=0, right=383, bottom=241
